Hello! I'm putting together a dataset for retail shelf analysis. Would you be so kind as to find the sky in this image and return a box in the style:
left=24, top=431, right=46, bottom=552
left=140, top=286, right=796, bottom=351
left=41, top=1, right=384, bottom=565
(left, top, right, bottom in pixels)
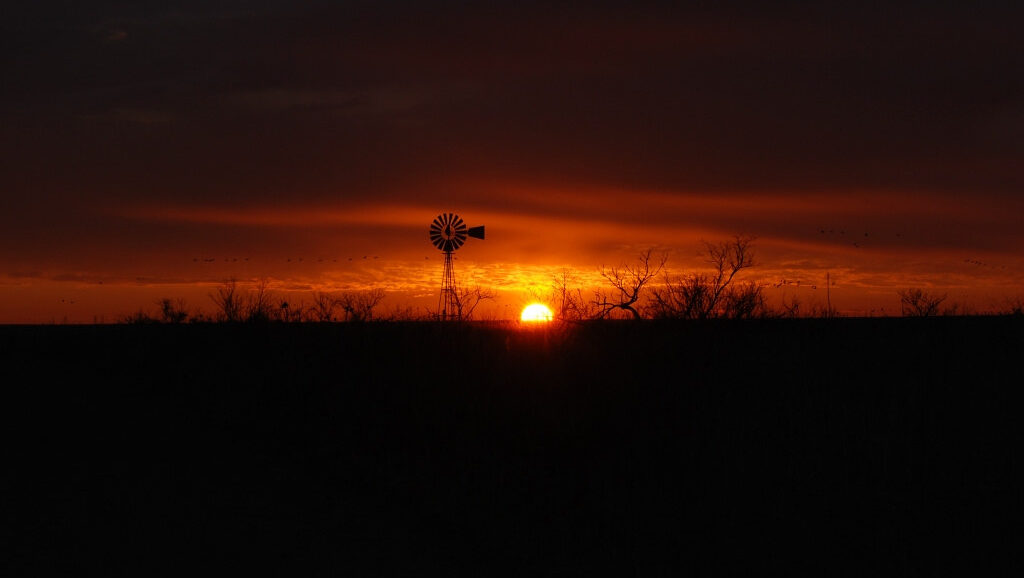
left=2, top=1, right=1022, bottom=322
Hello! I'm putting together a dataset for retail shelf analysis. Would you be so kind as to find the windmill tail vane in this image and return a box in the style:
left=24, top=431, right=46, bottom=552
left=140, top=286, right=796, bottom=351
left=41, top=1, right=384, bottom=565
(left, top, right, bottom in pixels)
left=429, top=213, right=484, bottom=320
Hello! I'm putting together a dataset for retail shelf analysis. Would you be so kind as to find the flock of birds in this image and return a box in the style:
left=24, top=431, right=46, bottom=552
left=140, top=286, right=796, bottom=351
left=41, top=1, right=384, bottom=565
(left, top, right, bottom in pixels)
left=770, top=279, right=821, bottom=290
left=817, top=227, right=905, bottom=249
left=963, top=258, right=1008, bottom=270
left=816, top=226, right=1010, bottom=270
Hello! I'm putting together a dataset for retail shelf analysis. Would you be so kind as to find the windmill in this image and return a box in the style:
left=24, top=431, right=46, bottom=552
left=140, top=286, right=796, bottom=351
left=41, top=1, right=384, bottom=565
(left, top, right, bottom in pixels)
left=429, top=213, right=485, bottom=320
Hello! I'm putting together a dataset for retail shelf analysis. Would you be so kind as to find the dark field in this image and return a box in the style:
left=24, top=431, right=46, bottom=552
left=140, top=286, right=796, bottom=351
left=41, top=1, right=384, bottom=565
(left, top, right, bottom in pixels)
left=2, top=318, right=1021, bottom=575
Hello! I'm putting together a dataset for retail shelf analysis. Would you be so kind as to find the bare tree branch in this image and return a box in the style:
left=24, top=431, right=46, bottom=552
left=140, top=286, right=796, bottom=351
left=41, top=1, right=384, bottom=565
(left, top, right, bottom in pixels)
left=310, top=291, right=340, bottom=322
left=339, top=289, right=387, bottom=322
left=210, top=279, right=243, bottom=322
left=593, top=249, right=667, bottom=319
left=246, top=278, right=273, bottom=322
left=898, top=288, right=947, bottom=317
left=452, top=286, right=496, bottom=321
left=648, top=235, right=761, bottom=319
left=550, top=269, right=595, bottom=321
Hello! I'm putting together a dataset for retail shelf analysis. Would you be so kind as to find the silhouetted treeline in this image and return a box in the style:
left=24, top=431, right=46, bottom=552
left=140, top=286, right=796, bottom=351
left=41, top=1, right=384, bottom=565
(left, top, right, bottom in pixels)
left=119, top=236, right=1022, bottom=324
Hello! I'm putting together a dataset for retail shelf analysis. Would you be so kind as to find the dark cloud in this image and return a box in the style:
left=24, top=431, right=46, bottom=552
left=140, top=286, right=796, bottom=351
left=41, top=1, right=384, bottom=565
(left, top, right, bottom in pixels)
left=5, top=2, right=1021, bottom=204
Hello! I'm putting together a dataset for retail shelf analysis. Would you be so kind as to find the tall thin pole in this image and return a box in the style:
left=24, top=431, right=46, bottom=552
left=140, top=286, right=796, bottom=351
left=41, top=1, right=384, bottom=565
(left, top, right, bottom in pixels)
left=826, top=271, right=831, bottom=318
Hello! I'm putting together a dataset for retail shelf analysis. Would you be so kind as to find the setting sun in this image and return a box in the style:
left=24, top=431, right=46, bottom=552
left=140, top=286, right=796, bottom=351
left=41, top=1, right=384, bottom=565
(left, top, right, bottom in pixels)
left=521, top=303, right=554, bottom=322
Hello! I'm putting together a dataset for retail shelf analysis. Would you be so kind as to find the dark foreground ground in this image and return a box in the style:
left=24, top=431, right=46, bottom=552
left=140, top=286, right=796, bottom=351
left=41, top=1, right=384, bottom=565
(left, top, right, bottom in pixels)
left=2, top=317, right=1021, bottom=575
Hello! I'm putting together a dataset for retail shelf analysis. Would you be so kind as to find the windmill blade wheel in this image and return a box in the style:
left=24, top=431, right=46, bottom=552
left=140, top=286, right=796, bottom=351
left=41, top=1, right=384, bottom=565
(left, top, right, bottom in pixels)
left=430, top=213, right=468, bottom=252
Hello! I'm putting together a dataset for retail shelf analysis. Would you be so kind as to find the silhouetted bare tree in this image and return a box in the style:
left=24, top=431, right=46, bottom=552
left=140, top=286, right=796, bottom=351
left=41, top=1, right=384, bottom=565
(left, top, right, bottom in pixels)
left=246, top=278, right=274, bottom=322
left=1001, top=296, right=1024, bottom=316
left=208, top=278, right=278, bottom=322
left=649, top=235, right=759, bottom=319
left=339, top=289, right=387, bottom=322
left=550, top=269, right=596, bottom=322
left=898, top=288, right=947, bottom=317
left=310, top=291, right=340, bottom=322
left=777, top=295, right=802, bottom=318
left=381, top=304, right=422, bottom=321
left=593, top=249, right=667, bottom=319
left=274, top=297, right=303, bottom=322
left=722, top=281, right=768, bottom=319
left=452, top=286, right=496, bottom=321
left=158, top=298, right=189, bottom=323
left=210, top=279, right=244, bottom=322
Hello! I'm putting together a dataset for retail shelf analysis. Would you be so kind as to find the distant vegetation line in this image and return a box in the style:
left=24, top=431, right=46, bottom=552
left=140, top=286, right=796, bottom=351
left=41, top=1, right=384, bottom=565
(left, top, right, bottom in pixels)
left=118, top=236, right=1024, bottom=324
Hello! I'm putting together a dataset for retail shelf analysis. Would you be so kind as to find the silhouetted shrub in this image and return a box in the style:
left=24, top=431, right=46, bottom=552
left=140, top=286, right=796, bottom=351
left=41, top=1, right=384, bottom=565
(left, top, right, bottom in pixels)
left=649, top=235, right=761, bottom=319
left=594, top=249, right=666, bottom=319
left=158, top=298, right=189, bottom=324
left=898, top=288, right=947, bottom=317
left=339, top=288, right=387, bottom=322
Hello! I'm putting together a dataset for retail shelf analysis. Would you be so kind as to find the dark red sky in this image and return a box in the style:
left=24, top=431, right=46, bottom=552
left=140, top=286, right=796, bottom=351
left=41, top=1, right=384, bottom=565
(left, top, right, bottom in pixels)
left=2, top=1, right=1022, bottom=322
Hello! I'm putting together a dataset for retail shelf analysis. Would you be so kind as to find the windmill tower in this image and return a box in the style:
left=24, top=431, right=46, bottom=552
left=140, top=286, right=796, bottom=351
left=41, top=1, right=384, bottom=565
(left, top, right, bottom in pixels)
left=429, top=213, right=485, bottom=320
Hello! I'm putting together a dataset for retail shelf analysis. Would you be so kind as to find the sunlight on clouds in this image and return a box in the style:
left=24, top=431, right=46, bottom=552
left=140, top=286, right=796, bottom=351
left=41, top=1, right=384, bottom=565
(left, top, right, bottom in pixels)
left=23, top=186, right=1023, bottom=323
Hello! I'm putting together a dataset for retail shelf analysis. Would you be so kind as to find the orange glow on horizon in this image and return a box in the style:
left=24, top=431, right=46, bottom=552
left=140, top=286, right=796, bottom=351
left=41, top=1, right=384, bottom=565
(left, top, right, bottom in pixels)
left=4, top=184, right=1023, bottom=324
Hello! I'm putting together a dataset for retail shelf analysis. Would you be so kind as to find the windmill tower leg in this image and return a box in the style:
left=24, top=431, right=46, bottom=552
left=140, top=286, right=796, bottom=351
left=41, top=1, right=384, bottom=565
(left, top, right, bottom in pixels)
left=440, top=250, right=457, bottom=320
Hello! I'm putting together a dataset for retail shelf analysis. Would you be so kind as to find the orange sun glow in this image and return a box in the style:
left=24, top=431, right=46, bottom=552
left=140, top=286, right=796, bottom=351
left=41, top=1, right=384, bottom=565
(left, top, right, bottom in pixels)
left=520, top=303, right=554, bottom=322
